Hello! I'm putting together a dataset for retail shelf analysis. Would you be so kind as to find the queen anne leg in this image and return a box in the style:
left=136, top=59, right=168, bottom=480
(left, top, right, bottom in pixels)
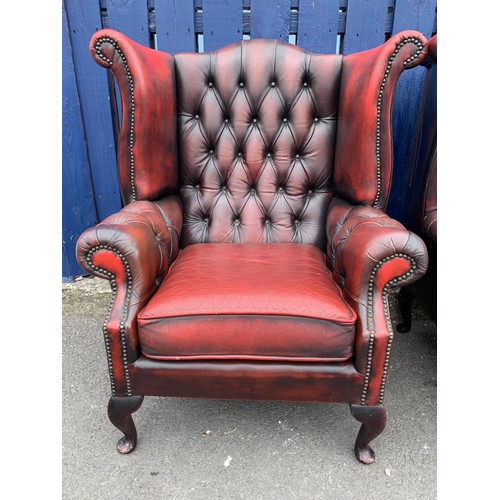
left=107, top=396, right=144, bottom=454
left=350, top=404, right=387, bottom=464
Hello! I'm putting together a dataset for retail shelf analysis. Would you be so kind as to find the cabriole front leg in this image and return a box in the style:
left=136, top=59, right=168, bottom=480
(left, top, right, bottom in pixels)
left=108, top=396, right=144, bottom=454
left=350, top=404, right=387, bottom=464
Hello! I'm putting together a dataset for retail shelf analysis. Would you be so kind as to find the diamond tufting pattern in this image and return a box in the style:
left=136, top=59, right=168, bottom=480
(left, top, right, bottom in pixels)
left=175, top=39, right=342, bottom=249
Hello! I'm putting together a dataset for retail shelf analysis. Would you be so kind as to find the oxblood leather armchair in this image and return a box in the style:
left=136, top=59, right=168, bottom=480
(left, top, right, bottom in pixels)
left=76, top=29, right=430, bottom=464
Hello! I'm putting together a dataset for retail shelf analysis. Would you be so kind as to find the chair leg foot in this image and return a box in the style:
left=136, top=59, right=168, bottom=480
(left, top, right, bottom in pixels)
left=350, top=404, right=387, bottom=464
left=396, top=286, right=413, bottom=333
left=107, top=396, right=144, bottom=454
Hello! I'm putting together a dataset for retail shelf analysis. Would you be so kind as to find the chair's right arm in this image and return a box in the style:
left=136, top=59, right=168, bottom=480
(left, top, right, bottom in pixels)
left=76, top=197, right=183, bottom=396
left=326, top=197, right=428, bottom=405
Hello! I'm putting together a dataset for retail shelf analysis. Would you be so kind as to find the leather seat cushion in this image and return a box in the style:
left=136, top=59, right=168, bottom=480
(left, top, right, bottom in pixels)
left=137, top=243, right=356, bottom=362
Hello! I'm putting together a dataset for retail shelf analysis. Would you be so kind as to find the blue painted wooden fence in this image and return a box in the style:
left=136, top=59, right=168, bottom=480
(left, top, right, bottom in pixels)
left=62, top=0, right=437, bottom=280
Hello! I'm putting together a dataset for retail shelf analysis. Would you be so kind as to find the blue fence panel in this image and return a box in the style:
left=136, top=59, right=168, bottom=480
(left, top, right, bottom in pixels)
left=155, top=0, right=197, bottom=53
left=62, top=4, right=98, bottom=280
left=296, top=0, right=340, bottom=54
left=202, top=0, right=242, bottom=52
left=105, top=0, right=151, bottom=46
left=251, top=0, right=291, bottom=41
left=64, top=0, right=122, bottom=222
left=342, top=0, right=387, bottom=54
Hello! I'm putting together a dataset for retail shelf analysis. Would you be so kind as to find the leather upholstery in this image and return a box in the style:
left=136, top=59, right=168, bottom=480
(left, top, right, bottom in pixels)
left=334, top=33, right=427, bottom=209
left=326, top=197, right=428, bottom=403
left=90, top=31, right=178, bottom=203
left=138, top=243, right=356, bottom=362
left=77, top=29, right=429, bottom=412
left=175, top=40, right=342, bottom=249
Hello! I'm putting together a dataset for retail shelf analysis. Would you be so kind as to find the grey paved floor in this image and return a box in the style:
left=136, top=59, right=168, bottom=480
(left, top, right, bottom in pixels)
left=62, top=276, right=437, bottom=500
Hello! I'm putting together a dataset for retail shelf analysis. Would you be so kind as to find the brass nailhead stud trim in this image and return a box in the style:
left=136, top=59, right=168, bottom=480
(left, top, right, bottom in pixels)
left=94, top=37, right=137, bottom=201
left=374, top=36, right=424, bottom=208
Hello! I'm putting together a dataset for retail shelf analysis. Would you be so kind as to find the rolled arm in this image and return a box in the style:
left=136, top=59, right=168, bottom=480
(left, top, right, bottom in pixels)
left=76, top=196, right=182, bottom=396
left=327, top=197, right=428, bottom=404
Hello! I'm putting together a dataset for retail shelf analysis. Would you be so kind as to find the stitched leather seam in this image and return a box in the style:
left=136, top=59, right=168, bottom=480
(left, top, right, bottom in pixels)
left=374, top=36, right=424, bottom=207
left=360, top=253, right=417, bottom=404
left=93, top=37, right=137, bottom=201
left=85, top=245, right=133, bottom=396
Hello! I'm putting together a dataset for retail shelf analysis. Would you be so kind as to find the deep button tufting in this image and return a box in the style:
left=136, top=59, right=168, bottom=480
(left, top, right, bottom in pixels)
left=203, top=217, right=209, bottom=224
left=295, top=154, right=300, bottom=159
left=221, top=185, right=227, bottom=192
left=278, top=187, right=284, bottom=193
left=195, top=184, right=200, bottom=190
left=294, top=219, right=301, bottom=226
left=234, top=218, right=240, bottom=226
left=195, top=114, right=200, bottom=120
left=308, top=189, right=314, bottom=196
left=209, top=150, right=214, bottom=155
left=303, top=82, right=309, bottom=87
left=175, top=40, right=340, bottom=247
left=264, top=219, right=271, bottom=226
left=208, top=81, right=214, bottom=87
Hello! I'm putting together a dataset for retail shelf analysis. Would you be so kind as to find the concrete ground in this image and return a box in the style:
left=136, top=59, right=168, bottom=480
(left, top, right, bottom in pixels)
left=62, top=276, right=437, bottom=500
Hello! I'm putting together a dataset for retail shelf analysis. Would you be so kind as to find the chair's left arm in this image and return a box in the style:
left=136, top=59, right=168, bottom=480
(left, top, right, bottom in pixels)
left=326, top=197, right=428, bottom=405
left=76, top=197, right=182, bottom=396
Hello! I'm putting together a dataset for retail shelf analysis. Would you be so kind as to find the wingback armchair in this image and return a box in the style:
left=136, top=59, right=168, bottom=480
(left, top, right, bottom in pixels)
left=76, top=29, right=430, bottom=463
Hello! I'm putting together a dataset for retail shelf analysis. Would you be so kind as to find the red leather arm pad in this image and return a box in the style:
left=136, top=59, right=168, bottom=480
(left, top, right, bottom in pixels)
left=75, top=197, right=182, bottom=393
left=89, top=29, right=178, bottom=203
left=326, top=198, right=428, bottom=403
left=333, top=30, right=428, bottom=209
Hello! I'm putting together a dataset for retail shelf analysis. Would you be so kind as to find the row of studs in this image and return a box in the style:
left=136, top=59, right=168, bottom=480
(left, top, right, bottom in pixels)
left=374, top=36, right=424, bottom=207
left=191, top=184, right=318, bottom=196
left=94, top=37, right=137, bottom=201
left=85, top=245, right=133, bottom=396
left=206, top=80, right=313, bottom=90
left=196, top=217, right=305, bottom=228
left=360, top=253, right=417, bottom=405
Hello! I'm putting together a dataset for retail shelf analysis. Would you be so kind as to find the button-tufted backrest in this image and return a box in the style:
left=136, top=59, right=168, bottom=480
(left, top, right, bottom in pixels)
left=175, top=39, right=342, bottom=250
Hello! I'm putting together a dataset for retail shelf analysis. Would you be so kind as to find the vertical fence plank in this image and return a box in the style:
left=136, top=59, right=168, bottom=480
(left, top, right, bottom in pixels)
left=343, top=0, right=388, bottom=54
left=63, top=4, right=98, bottom=279
left=392, top=0, right=436, bottom=38
left=251, top=0, right=291, bottom=41
left=297, top=0, right=340, bottom=53
left=105, top=0, right=151, bottom=45
left=64, top=0, right=122, bottom=223
left=386, top=0, right=437, bottom=223
left=202, top=0, right=243, bottom=52
left=156, top=0, right=196, bottom=53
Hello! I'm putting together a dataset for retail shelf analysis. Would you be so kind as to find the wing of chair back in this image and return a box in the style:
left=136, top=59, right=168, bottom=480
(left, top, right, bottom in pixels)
left=76, top=29, right=429, bottom=463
